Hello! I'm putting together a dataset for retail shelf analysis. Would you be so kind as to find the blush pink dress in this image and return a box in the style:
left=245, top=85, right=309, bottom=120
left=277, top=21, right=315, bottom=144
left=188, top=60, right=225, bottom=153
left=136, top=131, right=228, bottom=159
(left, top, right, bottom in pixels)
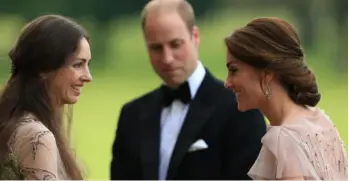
left=0, top=114, right=72, bottom=180
left=248, top=107, right=348, bottom=180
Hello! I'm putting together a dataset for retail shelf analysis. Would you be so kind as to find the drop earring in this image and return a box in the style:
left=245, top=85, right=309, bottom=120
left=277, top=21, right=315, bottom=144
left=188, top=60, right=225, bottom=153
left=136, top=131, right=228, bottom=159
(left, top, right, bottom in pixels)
left=265, top=84, right=271, bottom=100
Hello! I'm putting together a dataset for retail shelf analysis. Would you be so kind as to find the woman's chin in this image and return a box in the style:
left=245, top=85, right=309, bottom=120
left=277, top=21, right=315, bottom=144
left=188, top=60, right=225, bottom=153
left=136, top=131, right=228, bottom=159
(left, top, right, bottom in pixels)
left=62, top=96, right=80, bottom=105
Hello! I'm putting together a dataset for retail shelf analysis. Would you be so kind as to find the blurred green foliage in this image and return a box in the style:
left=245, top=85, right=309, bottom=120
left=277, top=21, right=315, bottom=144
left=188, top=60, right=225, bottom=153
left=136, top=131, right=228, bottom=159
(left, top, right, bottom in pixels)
left=0, top=7, right=347, bottom=180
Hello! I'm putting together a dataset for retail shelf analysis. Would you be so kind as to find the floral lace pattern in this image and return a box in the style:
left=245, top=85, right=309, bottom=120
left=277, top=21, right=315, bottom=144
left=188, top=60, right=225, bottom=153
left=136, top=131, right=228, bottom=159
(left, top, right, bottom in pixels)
left=248, top=107, right=348, bottom=180
left=0, top=114, right=69, bottom=180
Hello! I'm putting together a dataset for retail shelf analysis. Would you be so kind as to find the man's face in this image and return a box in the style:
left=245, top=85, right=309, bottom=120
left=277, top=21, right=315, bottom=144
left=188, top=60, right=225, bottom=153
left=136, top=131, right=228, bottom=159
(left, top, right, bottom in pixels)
left=143, top=11, right=200, bottom=88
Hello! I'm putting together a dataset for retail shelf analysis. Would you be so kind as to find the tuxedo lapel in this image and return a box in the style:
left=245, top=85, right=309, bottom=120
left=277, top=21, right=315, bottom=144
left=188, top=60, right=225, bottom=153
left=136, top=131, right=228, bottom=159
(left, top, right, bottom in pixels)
left=166, top=71, right=218, bottom=180
left=139, top=89, right=163, bottom=180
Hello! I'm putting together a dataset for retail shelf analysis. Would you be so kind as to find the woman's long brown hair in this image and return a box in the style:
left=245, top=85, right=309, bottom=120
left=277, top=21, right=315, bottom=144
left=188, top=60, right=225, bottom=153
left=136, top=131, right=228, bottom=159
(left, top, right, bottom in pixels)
left=0, top=14, right=89, bottom=179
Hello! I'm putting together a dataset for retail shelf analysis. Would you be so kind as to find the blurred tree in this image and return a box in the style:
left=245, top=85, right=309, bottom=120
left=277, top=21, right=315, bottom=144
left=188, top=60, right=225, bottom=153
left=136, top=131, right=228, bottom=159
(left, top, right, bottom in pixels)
left=333, top=0, right=347, bottom=70
left=219, top=0, right=347, bottom=72
left=0, top=0, right=216, bottom=70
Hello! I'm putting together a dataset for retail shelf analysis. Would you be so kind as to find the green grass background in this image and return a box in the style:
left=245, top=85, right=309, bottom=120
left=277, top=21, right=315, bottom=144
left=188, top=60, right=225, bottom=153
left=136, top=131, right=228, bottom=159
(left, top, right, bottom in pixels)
left=0, top=8, right=347, bottom=180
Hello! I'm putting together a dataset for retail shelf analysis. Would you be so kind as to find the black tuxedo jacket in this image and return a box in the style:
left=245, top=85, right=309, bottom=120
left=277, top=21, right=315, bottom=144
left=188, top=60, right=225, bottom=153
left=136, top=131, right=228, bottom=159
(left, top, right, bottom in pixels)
left=110, top=70, right=267, bottom=180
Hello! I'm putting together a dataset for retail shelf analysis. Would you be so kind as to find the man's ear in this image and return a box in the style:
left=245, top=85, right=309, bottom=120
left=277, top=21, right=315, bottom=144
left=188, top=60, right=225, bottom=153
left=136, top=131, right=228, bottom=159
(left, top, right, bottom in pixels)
left=191, top=25, right=200, bottom=48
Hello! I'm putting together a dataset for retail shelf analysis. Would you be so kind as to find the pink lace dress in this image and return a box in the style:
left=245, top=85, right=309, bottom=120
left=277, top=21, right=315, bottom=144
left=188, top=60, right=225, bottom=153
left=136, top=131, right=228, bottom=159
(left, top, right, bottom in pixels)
left=248, top=107, right=348, bottom=180
left=0, top=114, right=71, bottom=180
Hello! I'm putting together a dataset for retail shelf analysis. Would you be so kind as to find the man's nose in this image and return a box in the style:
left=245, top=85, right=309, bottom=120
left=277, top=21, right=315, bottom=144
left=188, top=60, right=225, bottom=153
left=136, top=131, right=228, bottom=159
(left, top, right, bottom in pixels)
left=163, top=47, right=174, bottom=64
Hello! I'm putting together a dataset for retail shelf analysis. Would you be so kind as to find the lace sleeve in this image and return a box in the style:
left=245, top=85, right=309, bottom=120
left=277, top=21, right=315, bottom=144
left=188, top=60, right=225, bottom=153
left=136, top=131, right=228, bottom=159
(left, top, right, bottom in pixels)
left=10, top=120, right=58, bottom=180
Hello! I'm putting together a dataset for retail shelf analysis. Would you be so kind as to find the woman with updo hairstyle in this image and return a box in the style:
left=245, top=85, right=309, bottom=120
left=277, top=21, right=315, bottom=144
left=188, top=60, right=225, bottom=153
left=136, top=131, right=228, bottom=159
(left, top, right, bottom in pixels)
left=224, top=17, right=347, bottom=180
left=0, top=14, right=92, bottom=180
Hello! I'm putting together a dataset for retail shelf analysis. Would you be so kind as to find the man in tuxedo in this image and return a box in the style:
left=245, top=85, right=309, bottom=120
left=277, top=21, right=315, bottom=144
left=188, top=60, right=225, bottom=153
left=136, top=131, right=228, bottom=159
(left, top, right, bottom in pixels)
left=110, top=0, right=267, bottom=180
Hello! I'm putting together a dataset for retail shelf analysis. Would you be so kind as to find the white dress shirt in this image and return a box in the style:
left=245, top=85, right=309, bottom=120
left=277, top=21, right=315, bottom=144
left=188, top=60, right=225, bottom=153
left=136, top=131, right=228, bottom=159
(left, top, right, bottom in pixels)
left=158, top=61, right=206, bottom=180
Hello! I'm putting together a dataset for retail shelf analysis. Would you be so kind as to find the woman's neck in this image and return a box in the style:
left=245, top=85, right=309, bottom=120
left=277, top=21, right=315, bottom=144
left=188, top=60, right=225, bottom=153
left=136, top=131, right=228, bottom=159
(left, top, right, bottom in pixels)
left=260, top=94, right=306, bottom=126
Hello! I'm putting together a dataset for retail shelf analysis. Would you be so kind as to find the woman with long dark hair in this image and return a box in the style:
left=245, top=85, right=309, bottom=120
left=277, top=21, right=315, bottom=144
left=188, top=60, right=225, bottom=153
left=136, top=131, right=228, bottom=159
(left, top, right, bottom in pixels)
left=0, top=14, right=92, bottom=180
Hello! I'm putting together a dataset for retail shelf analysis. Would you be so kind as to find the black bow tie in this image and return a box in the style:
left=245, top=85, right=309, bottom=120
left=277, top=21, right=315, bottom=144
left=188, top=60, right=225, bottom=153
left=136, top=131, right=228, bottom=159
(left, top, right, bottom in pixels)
left=161, top=82, right=191, bottom=107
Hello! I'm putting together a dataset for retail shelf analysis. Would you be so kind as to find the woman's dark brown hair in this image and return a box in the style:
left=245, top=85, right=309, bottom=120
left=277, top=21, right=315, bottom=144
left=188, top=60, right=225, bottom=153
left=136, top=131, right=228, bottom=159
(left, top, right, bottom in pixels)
left=0, top=14, right=89, bottom=179
left=224, top=17, right=321, bottom=107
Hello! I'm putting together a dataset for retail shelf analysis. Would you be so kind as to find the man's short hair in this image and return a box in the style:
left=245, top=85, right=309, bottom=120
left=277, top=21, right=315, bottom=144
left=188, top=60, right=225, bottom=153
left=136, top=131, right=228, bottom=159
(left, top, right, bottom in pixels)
left=141, top=0, right=196, bottom=32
